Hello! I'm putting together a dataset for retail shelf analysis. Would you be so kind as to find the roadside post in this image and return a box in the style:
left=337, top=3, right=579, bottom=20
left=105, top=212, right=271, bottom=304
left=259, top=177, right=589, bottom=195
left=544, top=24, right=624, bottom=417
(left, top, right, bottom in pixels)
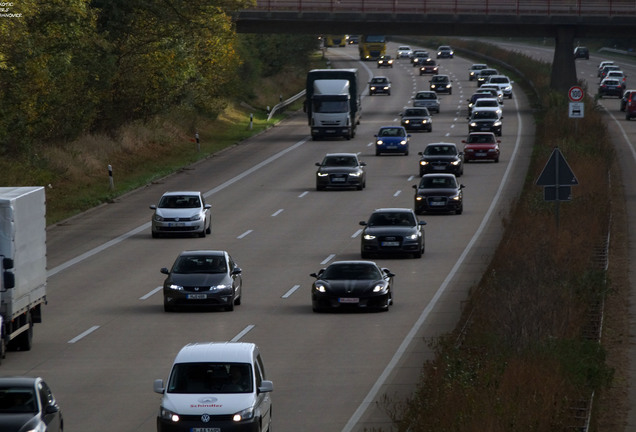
left=536, top=148, right=579, bottom=228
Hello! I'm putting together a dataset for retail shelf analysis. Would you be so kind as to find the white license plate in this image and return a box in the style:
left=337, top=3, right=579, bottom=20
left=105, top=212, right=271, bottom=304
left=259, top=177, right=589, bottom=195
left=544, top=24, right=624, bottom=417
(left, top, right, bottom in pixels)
left=325, top=129, right=335, bottom=133
left=339, top=297, right=360, bottom=304
left=387, top=146, right=397, bottom=149
left=187, top=294, right=207, bottom=299
left=192, top=428, right=220, bottom=432
left=476, top=152, right=486, bottom=156
left=433, top=166, right=445, bottom=170
left=169, top=222, right=185, bottom=227
left=382, top=241, right=400, bottom=246
left=332, top=177, right=346, bottom=182
left=430, top=201, right=445, bottom=206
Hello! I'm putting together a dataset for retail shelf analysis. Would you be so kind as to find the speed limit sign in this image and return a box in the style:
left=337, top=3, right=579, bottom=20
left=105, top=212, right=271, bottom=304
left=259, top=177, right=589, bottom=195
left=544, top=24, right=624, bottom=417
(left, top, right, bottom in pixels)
left=568, top=86, right=584, bottom=102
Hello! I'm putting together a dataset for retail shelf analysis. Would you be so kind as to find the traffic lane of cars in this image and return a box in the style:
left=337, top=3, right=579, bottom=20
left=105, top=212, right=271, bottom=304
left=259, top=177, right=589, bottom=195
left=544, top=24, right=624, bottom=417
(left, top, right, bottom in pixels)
left=8, top=44, right=528, bottom=432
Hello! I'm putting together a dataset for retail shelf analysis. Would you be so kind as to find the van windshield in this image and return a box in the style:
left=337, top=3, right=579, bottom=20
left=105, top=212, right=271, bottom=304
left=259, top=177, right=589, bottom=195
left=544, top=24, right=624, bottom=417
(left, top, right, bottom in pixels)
left=167, top=362, right=253, bottom=394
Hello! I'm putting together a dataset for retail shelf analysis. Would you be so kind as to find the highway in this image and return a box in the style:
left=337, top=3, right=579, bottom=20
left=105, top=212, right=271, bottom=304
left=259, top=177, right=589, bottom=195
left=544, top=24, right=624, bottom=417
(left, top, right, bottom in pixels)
left=0, top=42, right=535, bottom=432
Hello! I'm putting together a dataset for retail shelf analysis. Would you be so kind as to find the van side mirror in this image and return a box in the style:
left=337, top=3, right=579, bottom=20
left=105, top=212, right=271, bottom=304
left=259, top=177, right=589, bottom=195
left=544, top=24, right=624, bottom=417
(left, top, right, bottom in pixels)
left=258, top=380, right=274, bottom=394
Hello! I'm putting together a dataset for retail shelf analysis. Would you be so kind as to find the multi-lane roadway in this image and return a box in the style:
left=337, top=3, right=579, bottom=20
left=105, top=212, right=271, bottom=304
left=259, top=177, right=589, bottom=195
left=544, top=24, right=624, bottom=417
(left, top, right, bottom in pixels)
left=1, top=42, right=536, bottom=432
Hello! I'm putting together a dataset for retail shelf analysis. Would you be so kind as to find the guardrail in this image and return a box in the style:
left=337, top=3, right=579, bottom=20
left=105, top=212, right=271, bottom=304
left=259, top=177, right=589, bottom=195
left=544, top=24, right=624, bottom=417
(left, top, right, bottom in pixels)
left=267, top=90, right=306, bottom=121
left=248, top=0, right=636, bottom=15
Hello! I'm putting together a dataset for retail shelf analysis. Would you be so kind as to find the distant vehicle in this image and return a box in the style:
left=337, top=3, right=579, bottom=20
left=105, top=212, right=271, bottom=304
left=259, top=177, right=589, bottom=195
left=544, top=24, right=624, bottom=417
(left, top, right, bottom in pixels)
left=429, top=74, right=452, bottom=94
left=467, top=92, right=496, bottom=116
left=471, top=98, right=502, bottom=118
left=368, top=76, right=391, bottom=95
left=598, top=78, right=624, bottom=98
left=574, top=46, right=589, bottom=59
left=413, top=173, right=465, bottom=215
left=315, top=153, right=366, bottom=191
left=396, top=45, right=413, bottom=58
left=0, top=377, right=63, bottom=432
left=411, top=50, right=429, bottom=66
left=359, top=34, right=386, bottom=60
left=359, top=208, right=426, bottom=258
left=419, top=58, right=439, bottom=75
left=462, top=132, right=501, bottom=163
left=626, top=99, right=636, bottom=120
left=348, top=35, right=359, bottom=44
left=154, top=342, right=273, bottom=432
left=469, top=63, right=488, bottom=80
left=484, top=75, right=514, bottom=98
left=606, top=70, right=627, bottom=88
left=150, top=191, right=211, bottom=238
left=620, top=89, right=635, bottom=111
left=400, top=107, right=433, bottom=132
left=600, top=64, right=621, bottom=81
left=324, top=35, right=346, bottom=47
left=417, top=142, right=464, bottom=177
left=310, top=260, right=394, bottom=311
left=476, top=68, right=499, bottom=86
left=160, top=250, right=242, bottom=312
left=468, top=108, right=503, bottom=136
left=374, top=126, right=410, bottom=156
left=476, top=85, right=504, bottom=104
left=377, top=55, right=393, bottom=68
left=413, top=90, right=440, bottom=113
left=598, top=61, right=614, bottom=77
left=436, top=45, right=454, bottom=58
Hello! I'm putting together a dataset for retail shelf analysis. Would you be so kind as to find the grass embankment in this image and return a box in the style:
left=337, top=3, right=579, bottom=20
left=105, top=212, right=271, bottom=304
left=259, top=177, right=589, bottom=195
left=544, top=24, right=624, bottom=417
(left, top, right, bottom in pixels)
left=383, top=39, right=618, bottom=431
left=0, top=63, right=312, bottom=224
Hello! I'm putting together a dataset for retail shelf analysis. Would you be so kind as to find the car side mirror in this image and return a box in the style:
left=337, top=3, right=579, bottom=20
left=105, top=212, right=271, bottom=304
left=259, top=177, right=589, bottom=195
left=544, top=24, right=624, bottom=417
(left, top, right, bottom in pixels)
left=204, top=204, right=211, bottom=209
left=412, top=184, right=418, bottom=189
left=315, top=162, right=321, bottom=166
left=150, top=205, right=157, bottom=210
left=460, top=184, right=466, bottom=189
left=418, top=220, right=427, bottom=226
left=160, top=267, right=170, bottom=275
left=359, top=221, right=368, bottom=226
left=232, top=267, right=242, bottom=275
left=360, top=162, right=367, bottom=166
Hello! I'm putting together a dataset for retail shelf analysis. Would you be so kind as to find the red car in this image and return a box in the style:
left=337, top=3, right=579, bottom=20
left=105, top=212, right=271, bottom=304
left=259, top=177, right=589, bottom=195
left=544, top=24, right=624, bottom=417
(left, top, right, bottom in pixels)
left=419, top=58, right=439, bottom=75
left=462, top=132, right=501, bottom=163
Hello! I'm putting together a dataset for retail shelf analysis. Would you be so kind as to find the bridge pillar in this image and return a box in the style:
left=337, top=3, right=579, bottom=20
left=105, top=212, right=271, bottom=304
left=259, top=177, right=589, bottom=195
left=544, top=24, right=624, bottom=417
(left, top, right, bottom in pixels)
left=550, top=27, right=578, bottom=92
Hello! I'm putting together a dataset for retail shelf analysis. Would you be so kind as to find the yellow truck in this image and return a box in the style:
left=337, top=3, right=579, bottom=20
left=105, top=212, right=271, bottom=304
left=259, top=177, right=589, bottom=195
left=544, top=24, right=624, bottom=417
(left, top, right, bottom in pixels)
left=359, top=35, right=386, bottom=60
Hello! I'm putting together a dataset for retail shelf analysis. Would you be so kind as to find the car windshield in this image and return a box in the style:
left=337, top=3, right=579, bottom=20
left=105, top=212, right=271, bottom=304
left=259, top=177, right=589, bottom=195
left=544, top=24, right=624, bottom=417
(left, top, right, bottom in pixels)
left=313, top=100, right=348, bottom=114
left=0, top=386, right=37, bottom=413
left=432, top=76, right=448, bottom=83
left=490, top=77, right=509, bottom=84
left=424, top=145, right=456, bottom=156
left=167, top=362, right=253, bottom=394
left=378, top=127, right=405, bottom=137
left=322, top=156, right=357, bottom=167
left=322, top=263, right=382, bottom=280
left=476, top=100, right=499, bottom=107
left=420, top=176, right=457, bottom=189
left=173, top=255, right=227, bottom=274
left=371, top=78, right=387, bottom=84
left=404, top=109, right=427, bottom=116
left=473, top=111, right=498, bottom=119
left=467, top=134, right=496, bottom=144
left=368, top=212, right=416, bottom=227
left=416, top=92, right=436, bottom=100
left=159, top=195, right=201, bottom=209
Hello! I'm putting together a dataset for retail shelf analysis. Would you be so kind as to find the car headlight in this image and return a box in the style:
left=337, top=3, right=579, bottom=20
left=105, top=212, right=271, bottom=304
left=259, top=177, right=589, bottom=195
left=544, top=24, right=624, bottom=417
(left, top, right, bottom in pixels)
left=450, top=193, right=461, bottom=201
left=420, top=160, right=429, bottom=166
left=494, top=121, right=502, bottom=126
left=422, top=119, right=429, bottom=124
left=154, top=214, right=164, bottom=222
left=370, top=86, right=376, bottom=91
left=233, top=406, right=255, bottom=422
left=469, top=122, right=478, bottom=127
left=376, top=140, right=383, bottom=145
left=431, top=84, right=436, bottom=89
left=168, top=284, right=184, bottom=291
left=403, top=119, right=410, bottom=124
left=504, top=86, right=511, bottom=91
left=407, top=233, right=419, bottom=240
left=383, top=86, right=390, bottom=90
left=372, top=284, right=386, bottom=293
left=451, top=160, right=461, bottom=166
left=314, top=284, right=326, bottom=293
left=190, top=214, right=202, bottom=221
left=400, top=140, right=408, bottom=145
left=159, top=407, right=180, bottom=422
left=317, top=172, right=329, bottom=177
left=210, top=284, right=229, bottom=291
left=363, top=234, right=376, bottom=240
left=415, top=196, right=424, bottom=201
left=445, top=84, right=451, bottom=88
left=349, top=171, right=362, bottom=177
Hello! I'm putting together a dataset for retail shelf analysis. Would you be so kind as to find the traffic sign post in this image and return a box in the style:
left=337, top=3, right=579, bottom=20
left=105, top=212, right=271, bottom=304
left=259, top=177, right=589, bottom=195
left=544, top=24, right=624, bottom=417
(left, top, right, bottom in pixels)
left=568, top=86, right=584, bottom=102
left=536, top=148, right=578, bottom=228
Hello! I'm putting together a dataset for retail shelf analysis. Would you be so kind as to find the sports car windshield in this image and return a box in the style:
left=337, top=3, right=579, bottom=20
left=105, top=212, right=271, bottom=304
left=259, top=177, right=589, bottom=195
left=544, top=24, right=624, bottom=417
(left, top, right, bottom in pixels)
left=322, top=264, right=382, bottom=280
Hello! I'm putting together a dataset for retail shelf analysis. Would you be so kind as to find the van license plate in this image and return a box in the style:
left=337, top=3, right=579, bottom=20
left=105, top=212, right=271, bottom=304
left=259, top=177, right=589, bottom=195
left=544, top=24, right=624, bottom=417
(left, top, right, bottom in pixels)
left=192, top=429, right=220, bottom=432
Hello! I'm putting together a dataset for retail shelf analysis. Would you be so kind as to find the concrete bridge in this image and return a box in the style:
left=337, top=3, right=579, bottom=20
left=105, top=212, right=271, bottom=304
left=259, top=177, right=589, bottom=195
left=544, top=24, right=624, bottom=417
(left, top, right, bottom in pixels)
left=234, top=0, right=636, bottom=90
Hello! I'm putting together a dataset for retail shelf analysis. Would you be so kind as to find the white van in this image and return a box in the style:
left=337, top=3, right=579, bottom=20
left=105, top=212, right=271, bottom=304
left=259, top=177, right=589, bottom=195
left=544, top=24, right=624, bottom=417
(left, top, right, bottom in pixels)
left=154, top=342, right=273, bottom=432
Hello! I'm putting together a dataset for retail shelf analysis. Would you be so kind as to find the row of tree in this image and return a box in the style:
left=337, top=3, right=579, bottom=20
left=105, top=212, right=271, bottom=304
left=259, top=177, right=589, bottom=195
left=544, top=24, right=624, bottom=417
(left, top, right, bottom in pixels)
left=0, top=0, right=318, bottom=154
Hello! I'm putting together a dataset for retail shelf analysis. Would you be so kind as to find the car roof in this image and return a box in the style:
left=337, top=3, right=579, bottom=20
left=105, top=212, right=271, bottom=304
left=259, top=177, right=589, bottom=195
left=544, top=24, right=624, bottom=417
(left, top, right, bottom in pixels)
left=324, top=152, right=358, bottom=158
left=471, top=63, right=488, bottom=67
left=474, top=98, right=500, bottom=104
left=0, top=377, right=40, bottom=387
left=425, top=142, right=457, bottom=148
left=328, top=260, right=379, bottom=267
left=179, top=250, right=226, bottom=258
left=161, top=191, right=202, bottom=196
left=173, top=342, right=257, bottom=364
left=372, top=207, right=415, bottom=214
left=416, top=90, right=437, bottom=95
left=421, top=173, right=457, bottom=179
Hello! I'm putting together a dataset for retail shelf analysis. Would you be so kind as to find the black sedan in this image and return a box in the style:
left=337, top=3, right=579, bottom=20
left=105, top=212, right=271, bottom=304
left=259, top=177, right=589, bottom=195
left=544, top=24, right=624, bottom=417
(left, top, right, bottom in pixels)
left=310, top=261, right=394, bottom=312
left=413, top=173, right=465, bottom=215
left=315, top=153, right=366, bottom=190
left=418, top=142, right=464, bottom=177
left=468, top=108, right=503, bottom=136
left=360, top=208, right=426, bottom=258
left=161, top=250, right=242, bottom=312
left=400, top=107, right=433, bottom=132
left=0, top=376, right=63, bottom=432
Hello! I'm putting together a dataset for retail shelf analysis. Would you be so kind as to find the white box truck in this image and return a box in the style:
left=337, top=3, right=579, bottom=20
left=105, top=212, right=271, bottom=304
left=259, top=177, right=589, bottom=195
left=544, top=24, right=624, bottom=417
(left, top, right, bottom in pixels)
left=0, top=187, right=47, bottom=359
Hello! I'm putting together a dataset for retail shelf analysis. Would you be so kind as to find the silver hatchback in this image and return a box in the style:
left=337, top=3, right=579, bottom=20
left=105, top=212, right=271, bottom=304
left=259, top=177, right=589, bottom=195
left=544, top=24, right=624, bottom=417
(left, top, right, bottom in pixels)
left=150, top=191, right=211, bottom=238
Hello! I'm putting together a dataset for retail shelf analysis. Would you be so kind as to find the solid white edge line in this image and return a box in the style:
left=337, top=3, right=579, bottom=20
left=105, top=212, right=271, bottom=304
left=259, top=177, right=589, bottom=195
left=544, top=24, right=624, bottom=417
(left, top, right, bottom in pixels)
left=68, top=325, right=100, bottom=344
left=342, top=91, right=524, bottom=432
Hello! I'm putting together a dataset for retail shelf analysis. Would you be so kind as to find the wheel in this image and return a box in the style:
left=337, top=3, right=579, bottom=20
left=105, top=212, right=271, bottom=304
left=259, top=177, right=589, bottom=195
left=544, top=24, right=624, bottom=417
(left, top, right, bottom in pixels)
left=164, top=302, right=175, bottom=312
left=456, top=205, right=463, bottom=215
left=361, top=251, right=371, bottom=259
left=413, top=250, right=422, bottom=258
left=206, top=222, right=211, bottom=234
left=495, top=157, right=500, bottom=163
left=151, top=231, right=158, bottom=238
left=225, top=300, right=234, bottom=312
left=199, top=229, right=206, bottom=238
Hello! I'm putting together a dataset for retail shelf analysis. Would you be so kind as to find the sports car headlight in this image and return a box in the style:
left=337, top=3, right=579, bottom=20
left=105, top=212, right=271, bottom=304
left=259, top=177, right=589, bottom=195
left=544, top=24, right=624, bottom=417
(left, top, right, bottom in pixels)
left=373, top=284, right=386, bottom=293
left=168, top=284, right=184, bottom=291
left=159, top=407, right=180, bottom=422
left=317, top=172, right=329, bottom=177
left=363, top=234, right=376, bottom=240
left=233, top=406, right=255, bottom=422
left=314, top=284, right=326, bottom=293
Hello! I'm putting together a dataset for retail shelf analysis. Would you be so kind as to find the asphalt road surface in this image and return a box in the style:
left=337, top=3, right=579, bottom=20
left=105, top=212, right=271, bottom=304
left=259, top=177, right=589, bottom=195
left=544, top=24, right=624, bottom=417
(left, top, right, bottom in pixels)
left=0, top=42, right=536, bottom=432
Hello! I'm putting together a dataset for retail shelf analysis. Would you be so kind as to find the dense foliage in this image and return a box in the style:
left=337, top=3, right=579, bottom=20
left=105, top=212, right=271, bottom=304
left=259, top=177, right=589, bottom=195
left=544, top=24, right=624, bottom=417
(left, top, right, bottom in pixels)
left=0, top=1, right=317, bottom=155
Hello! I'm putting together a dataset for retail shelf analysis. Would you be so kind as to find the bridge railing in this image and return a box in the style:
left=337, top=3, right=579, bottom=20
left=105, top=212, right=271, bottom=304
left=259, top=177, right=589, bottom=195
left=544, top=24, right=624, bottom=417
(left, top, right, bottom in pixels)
left=248, top=0, right=636, bottom=15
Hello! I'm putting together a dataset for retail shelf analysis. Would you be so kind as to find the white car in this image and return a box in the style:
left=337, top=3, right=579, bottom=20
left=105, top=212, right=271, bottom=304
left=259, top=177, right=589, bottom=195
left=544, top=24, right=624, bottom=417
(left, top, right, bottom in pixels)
left=471, top=98, right=503, bottom=118
left=150, top=191, right=211, bottom=238
left=484, top=75, right=514, bottom=99
left=597, top=60, right=614, bottom=77
left=476, top=86, right=504, bottom=105
left=396, top=45, right=413, bottom=58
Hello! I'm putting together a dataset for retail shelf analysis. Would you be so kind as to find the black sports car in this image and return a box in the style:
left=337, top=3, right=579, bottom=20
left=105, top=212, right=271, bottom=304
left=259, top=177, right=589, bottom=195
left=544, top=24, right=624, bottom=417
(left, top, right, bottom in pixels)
left=359, top=208, right=426, bottom=258
left=310, top=261, right=394, bottom=312
left=161, top=250, right=242, bottom=312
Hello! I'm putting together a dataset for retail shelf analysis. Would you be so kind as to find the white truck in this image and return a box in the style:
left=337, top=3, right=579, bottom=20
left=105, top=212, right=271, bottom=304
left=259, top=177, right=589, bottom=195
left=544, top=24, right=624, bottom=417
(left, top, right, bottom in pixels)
left=305, top=69, right=361, bottom=140
left=0, top=187, right=47, bottom=360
